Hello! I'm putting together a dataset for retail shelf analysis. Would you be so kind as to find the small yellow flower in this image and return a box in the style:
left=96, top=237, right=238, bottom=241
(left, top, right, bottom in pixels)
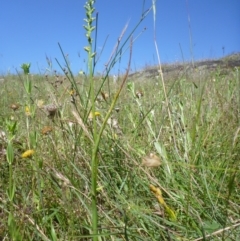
left=69, top=89, right=75, bottom=96
left=150, top=184, right=165, bottom=205
left=150, top=184, right=177, bottom=221
left=21, top=150, right=34, bottom=158
left=94, top=111, right=101, bottom=117
left=25, top=106, right=31, bottom=116
left=88, top=111, right=101, bottom=120
left=113, top=133, right=118, bottom=140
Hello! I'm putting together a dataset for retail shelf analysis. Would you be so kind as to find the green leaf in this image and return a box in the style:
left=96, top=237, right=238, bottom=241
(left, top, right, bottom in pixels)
left=154, top=141, right=168, bottom=160
left=51, top=221, right=58, bottom=241
left=30, top=131, right=38, bottom=149
left=8, top=213, right=13, bottom=226
left=24, top=78, right=32, bottom=94
left=202, top=221, right=221, bottom=232
left=7, top=182, right=16, bottom=201
left=7, top=142, right=14, bottom=164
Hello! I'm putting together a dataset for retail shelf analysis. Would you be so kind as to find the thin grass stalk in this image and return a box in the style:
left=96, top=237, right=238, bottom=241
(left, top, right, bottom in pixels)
left=82, top=0, right=99, bottom=238
left=55, top=45, right=84, bottom=114
left=104, top=7, right=151, bottom=74
left=152, top=0, right=177, bottom=149
left=93, top=12, right=98, bottom=73
left=193, top=221, right=240, bottom=241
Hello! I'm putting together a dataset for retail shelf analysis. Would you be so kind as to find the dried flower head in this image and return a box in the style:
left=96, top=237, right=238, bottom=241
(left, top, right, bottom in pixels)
left=136, top=90, right=143, bottom=98
left=41, top=126, right=53, bottom=135
left=67, top=120, right=75, bottom=129
left=0, top=130, right=7, bottom=142
left=37, top=100, right=44, bottom=109
left=115, top=107, right=120, bottom=113
left=142, top=153, right=161, bottom=167
left=107, top=117, right=119, bottom=129
left=44, top=104, right=59, bottom=118
left=10, top=104, right=20, bottom=111
left=107, top=117, right=122, bottom=135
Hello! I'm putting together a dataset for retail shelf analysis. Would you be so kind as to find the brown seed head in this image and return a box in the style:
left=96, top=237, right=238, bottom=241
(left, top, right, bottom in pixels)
left=142, top=153, right=161, bottom=167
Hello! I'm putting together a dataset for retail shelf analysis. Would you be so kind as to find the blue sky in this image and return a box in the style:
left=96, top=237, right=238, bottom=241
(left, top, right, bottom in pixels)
left=0, top=0, right=239, bottom=75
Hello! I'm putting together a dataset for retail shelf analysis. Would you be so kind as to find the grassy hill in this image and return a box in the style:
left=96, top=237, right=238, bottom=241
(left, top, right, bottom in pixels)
left=129, top=52, right=240, bottom=82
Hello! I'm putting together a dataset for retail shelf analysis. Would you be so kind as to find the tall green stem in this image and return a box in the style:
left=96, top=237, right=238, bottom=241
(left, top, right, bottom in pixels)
left=83, top=0, right=98, bottom=238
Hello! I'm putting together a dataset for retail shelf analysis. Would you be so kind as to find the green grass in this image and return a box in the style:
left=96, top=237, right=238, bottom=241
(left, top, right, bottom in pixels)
left=0, top=61, right=240, bottom=240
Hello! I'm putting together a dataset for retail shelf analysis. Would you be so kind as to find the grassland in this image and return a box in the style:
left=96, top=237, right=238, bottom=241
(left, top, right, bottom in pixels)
left=0, top=53, right=240, bottom=240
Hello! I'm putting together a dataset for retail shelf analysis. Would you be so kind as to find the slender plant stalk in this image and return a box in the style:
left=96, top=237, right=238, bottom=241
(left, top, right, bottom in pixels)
left=84, top=2, right=133, bottom=236
left=152, top=0, right=177, bottom=149
left=83, top=0, right=99, bottom=238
